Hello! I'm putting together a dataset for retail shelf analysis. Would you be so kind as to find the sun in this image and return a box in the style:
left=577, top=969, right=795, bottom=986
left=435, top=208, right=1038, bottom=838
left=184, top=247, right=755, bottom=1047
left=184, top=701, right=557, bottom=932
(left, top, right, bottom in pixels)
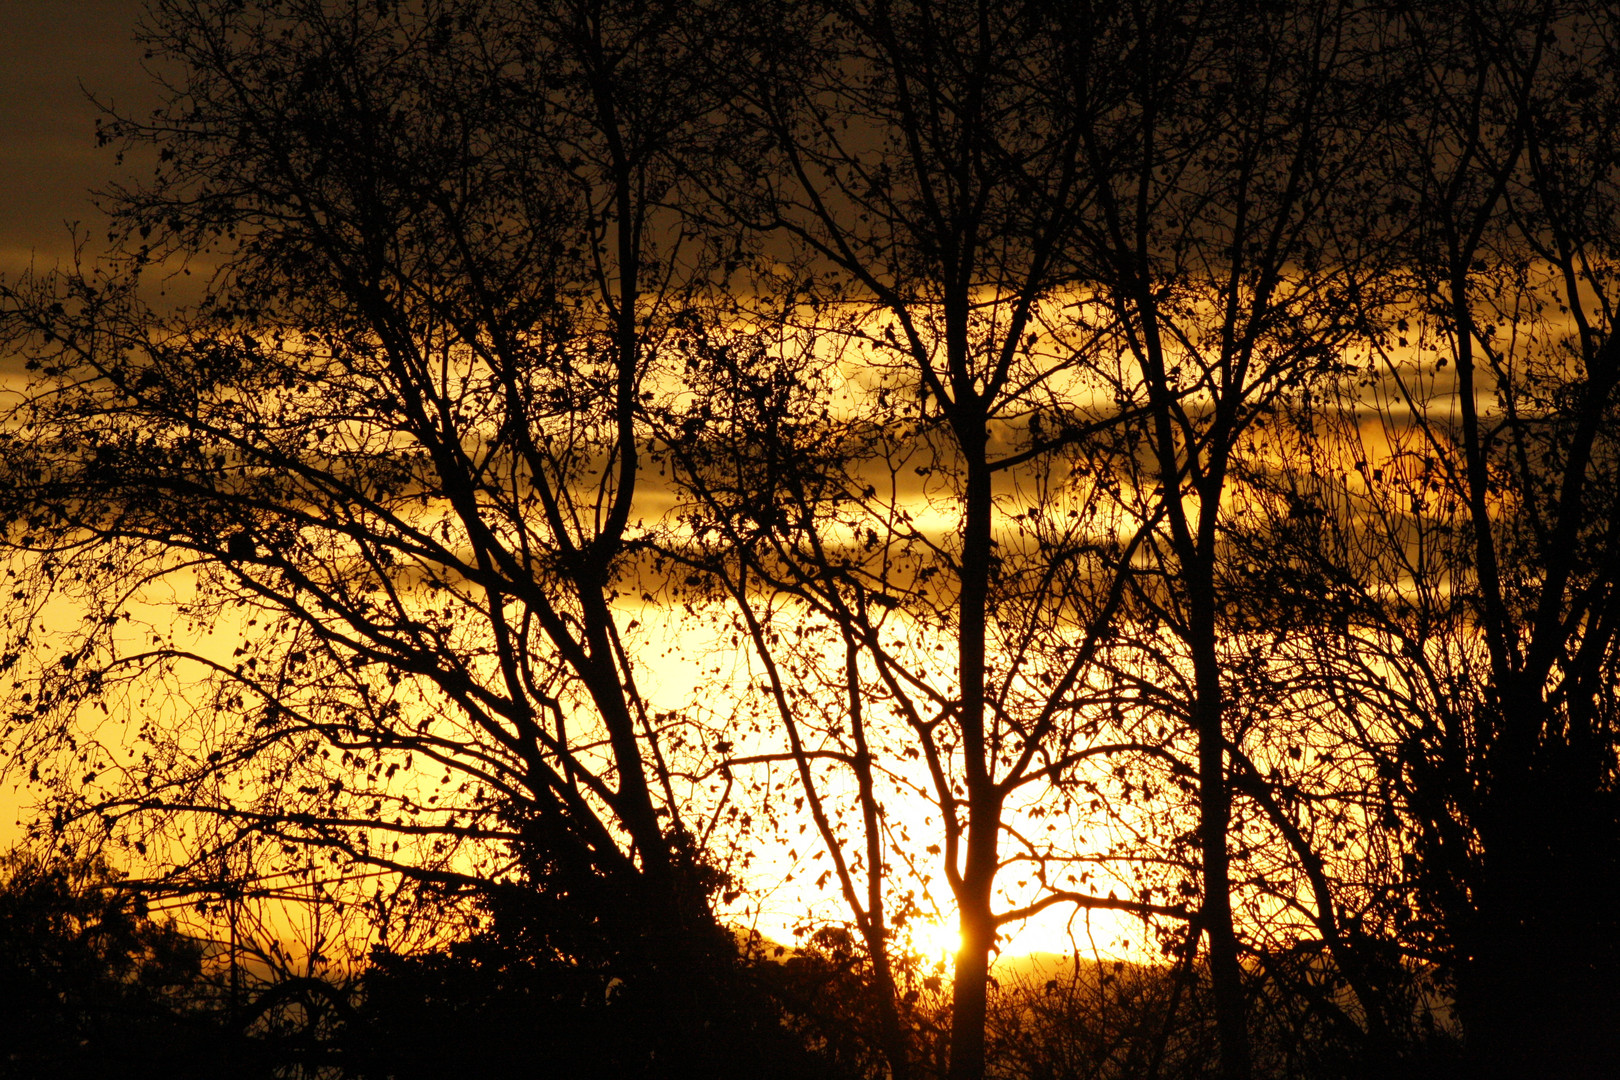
left=909, top=918, right=962, bottom=962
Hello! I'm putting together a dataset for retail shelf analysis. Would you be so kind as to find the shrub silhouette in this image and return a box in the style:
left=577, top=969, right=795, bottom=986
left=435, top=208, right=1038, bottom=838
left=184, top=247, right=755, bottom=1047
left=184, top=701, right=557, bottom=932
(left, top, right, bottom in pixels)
left=0, top=850, right=220, bottom=1080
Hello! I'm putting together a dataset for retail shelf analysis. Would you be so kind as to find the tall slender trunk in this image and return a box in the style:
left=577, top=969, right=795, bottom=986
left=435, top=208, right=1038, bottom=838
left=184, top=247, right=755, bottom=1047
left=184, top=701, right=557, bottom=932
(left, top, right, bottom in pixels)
left=947, top=404, right=1001, bottom=1080
left=949, top=825, right=999, bottom=1080
left=1194, top=656, right=1248, bottom=1080
left=1188, top=515, right=1250, bottom=1080
left=1138, top=284, right=1251, bottom=1078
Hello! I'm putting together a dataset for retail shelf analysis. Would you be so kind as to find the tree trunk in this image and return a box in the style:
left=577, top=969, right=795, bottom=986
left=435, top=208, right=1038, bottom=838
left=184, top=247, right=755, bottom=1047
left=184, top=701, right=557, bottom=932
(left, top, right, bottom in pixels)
left=948, top=831, right=998, bottom=1080
left=1192, top=616, right=1249, bottom=1080
left=947, top=404, right=999, bottom=1080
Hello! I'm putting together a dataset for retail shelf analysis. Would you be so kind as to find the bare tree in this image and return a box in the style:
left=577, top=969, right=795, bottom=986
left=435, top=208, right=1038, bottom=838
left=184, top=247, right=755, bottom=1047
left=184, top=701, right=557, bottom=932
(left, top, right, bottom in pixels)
left=0, top=0, right=784, bottom=1067
left=665, top=4, right=1218, bottom=1077
left=1063, top=2, right=1406, bottom=1074
left=1265, top=2, right=1620, bottom=1074
left=9, top=2, right=1616, bottom=1076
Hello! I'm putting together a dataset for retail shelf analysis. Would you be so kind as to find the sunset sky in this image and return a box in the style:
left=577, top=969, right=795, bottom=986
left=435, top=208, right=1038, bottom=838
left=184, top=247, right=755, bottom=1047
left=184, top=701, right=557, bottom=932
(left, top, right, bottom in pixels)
left=1, top=1, right=151, bottom=276
left=2, top=4, right=139, bottom=845
left=2, top=3, right=1614, bottom=1074
left=0, top=3, right=1152, bottom=963
left=0, top=2, right=1064, bottom=961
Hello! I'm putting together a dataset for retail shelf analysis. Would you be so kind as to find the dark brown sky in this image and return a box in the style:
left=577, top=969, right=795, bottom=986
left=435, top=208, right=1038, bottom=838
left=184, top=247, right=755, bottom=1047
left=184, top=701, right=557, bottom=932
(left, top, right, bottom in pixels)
left=1, top=0, right=153, bottom=274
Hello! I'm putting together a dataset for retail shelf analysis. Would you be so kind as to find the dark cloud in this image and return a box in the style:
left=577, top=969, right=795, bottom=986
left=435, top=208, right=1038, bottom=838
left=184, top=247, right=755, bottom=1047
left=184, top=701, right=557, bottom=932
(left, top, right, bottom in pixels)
left=1, top=1, right=153, bottom=271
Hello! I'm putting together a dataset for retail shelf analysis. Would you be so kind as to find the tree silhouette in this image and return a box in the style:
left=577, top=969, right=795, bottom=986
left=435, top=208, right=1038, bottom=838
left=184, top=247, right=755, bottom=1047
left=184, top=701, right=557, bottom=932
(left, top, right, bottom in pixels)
left=1, top=1, right=1617, bottom=1079
left=0, top=0, right=771, bottom=1069
left=1059, top=3, right=1409, bottom=1073
left=670, top=3, right=1178, bottom=1075
left=0, top=849, right=216, bottom=1079
left=1267, top=3, right=1620, bottom=1074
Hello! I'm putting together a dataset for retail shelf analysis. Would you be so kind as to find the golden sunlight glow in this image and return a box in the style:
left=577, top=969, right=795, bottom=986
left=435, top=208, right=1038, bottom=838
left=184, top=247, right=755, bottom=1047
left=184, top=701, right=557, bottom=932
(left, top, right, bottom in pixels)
left=910, top=917, right=962, bottom=963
